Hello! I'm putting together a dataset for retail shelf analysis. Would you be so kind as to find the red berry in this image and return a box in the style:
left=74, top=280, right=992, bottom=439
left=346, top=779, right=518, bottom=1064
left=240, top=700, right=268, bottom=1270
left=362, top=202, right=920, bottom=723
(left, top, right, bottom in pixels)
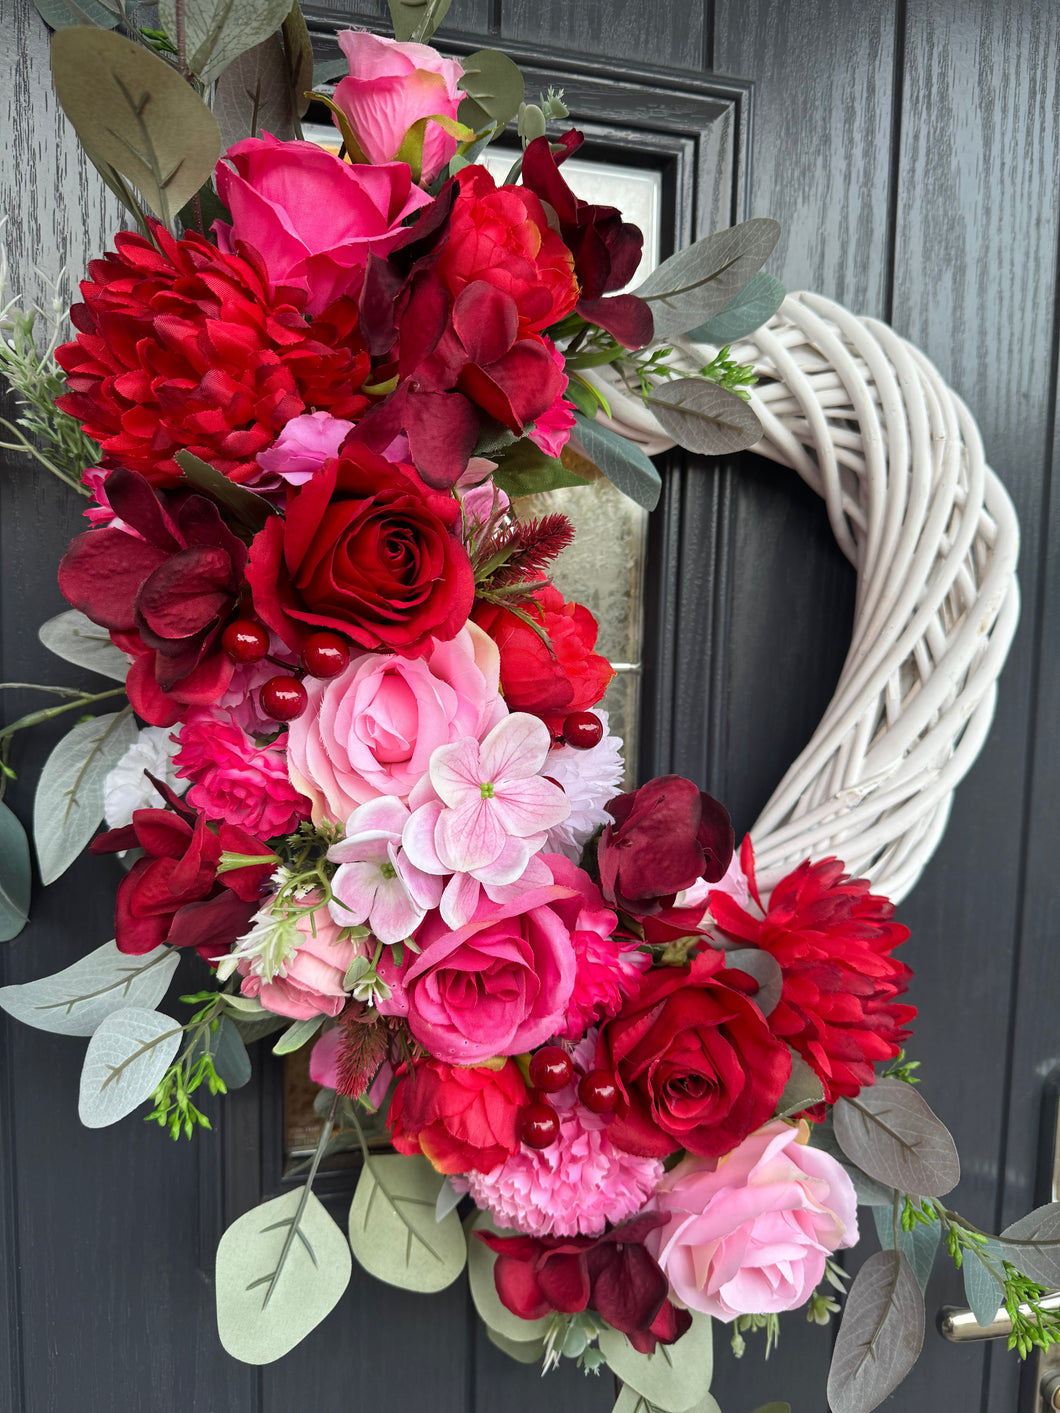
left=260, top=675, right=308, bottom=722
left=528, top=1045, right=573, bottom=1093
left=301, top=630, right=351, bottom=679
left=578, top=1069, right=619, bottom=1114
left=563, top=711, right=604, bottom=749
left=221, top=619, right=269, bottom=664
left=521, top=1102, right=560, bottom=1149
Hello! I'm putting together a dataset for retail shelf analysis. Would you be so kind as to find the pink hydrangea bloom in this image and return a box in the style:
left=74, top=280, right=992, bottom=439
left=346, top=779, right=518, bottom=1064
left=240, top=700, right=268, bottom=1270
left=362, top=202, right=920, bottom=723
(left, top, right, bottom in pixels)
left=528, top=340, right=577, bottom=458
left=327, top=797, right=443, bottom=943
left=256, top=411, right=356, bottom=486
left=461, top=1044, right=663, bottom=1236
left=173, top=708, right=310, bottom=837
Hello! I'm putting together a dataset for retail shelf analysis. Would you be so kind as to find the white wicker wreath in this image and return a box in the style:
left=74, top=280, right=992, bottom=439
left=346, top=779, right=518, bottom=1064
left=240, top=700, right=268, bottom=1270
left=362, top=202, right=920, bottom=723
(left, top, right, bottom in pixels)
left=591, top=291, right=1021, bottom=903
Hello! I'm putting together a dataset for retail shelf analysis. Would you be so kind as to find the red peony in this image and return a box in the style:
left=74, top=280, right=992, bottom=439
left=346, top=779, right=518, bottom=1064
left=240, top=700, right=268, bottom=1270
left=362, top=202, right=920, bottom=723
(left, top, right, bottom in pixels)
left=55, top=224, right=370, bottom=488
left=58, top=468, right=248, bottom=727
left=246, top=443, right=474, bottom=656
left=597, top=775, right=734, bottom=915
left=596, top=947, right=791, bottom=1159
left=90, top=780, right=274, bottom=962
left=471, top=583, right=613, bottom=724
left=388, top=1058, right=527, bottom=1175
left=477, top=1213, right=690, bottom=1351
left=710, top=842, right=916, bottom=1104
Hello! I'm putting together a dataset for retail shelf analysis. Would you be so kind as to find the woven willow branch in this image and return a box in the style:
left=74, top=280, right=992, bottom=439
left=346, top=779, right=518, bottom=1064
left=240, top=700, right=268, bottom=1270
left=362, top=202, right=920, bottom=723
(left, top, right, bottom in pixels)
left=588, top=291, right=1021, bottom=903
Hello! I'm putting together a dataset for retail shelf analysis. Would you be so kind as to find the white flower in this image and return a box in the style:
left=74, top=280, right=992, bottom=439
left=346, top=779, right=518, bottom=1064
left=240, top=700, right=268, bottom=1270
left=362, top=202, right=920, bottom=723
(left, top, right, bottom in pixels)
left=542, top=711, right=624, bottom=860
left=102, top=726, right=184, bottom=829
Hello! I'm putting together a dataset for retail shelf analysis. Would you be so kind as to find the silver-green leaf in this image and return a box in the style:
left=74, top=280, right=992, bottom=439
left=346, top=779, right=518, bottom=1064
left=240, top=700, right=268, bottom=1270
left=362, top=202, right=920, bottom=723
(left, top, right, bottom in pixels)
left=775, top=1053, right=826, bottom=1121
left=572, top=413, right=662, bottom=510
left=39, top=609, right=130, bottom=682
left=213, top=33, right=296, bottom=148
left=722, top=947, right=783, bottom=1016
left=598, top=1311, right=714, bottom=1411
left=646, top=378, right=762, bottom=457
left=50, top=26, right=221, bottom=228
left=348, top=1153, right=466, bottom=1293
left=827, top=1249, right=924, bottom=1413
left=0, top=939, right=179, bottom=1036
left=633, top=219, right=781, bottom=341
left=387, top=0, right=453, bottom=43
left=457, top=48, right=524, bottom=131
left=157, top=0, right=294, bottom=88
left=78, top=1006, right=183, bottom=1127
left=34, top=707, right=138, bottom=885
left=999, top=1202, right=1060, bottom=1288
left=0, top=802, right=31, bottom=942
left=871, top=1205, right=941, bottom=1292
left=685, top=271, right=786, bottom=345
left=34, top=0, right=119, bottom=30
left=272, top=1014, right=323, bottom=1055
left=612, top=1388, right=723, bottom=1413
left=486, top=1327, right=546, bottom=1365
left=216, top=1186, right=352, bottom=1364
left=961, top=1239, right=1006, bottom=1326
left=833, top=1079, right=961, bottom=1198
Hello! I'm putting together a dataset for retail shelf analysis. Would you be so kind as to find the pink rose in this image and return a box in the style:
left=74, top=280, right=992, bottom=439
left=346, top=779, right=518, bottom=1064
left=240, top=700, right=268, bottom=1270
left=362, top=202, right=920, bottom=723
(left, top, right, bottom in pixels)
left=646, top=1121, right=859, bottom=1320
left=376, top=881, right=578, bottom=1063
left=172, top=708, right=311, bottom=837
left=214, top=134, right=432, bottom=315
left=238, top=907, right=363, bottom=1020
left=256, top=411, right=356, bottom=486
left=287, top=624, right=507, bottom=822
left=332, top=30, right=464, bottom=185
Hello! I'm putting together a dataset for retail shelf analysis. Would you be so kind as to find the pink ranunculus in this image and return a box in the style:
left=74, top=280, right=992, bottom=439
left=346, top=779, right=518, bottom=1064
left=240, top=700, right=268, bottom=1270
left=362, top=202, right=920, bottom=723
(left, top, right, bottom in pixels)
left=238, top=907, right=362, bottom=1020
left=256, top=411, right=356, bottom=486
left=646, top=1121, right=859, bottom=1321
left=286, top=624, right=507, bottom=822
left=528, top=340, right=577, bottom=458
left=376, top=882, right=578, bottom=1063
left=332, top=30, right=465, bottom=185
left=172, top=708, right=311, bottom=837
left=214, top=134, right=432, bottom=315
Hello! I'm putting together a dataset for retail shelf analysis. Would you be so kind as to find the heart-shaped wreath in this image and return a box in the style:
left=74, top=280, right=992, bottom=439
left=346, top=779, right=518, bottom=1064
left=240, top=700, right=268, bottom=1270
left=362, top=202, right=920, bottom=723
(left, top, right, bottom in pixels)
left=0, top=5, right=1040, bottom=1413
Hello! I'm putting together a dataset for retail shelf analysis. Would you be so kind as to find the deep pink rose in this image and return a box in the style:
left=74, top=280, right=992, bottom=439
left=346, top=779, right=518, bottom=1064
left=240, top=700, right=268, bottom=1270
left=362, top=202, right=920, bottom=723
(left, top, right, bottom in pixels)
left=238, top=906, right=364, bottom=1020
left=256, top=411, right=356, bottom=486
left=172, top=708, right=311, bottom=837
left=287, top=623, right=507, bottom=822
left=646, top=1121, right=859, bottom=1320
left=332, top=31, right=464, bottom=185
left=376, top=882, right=578, bottom=1062
left=215, top=135, right=432, bottom=315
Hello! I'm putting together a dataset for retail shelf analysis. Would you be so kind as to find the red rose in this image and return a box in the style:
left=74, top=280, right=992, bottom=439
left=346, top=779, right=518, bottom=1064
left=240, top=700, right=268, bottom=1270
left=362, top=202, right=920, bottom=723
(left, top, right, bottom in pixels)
left=55, top=224, right=370, bottom=488
left=710, top=843, right=916, bottom=1104
left=597, top=776, right=735, bottom=915
left=90, top=781, right=274, bottom=962
left=596, top=948, right=791, bottom=1158
left=246, top=443, right=474, bottom=656
left=471, top=583, right=613, bottom=723
left=478, top=1213, right=689, bottom=1350
left=387, top=1058, right=527, bottom=1175
left=58, top=468, right=249, bottom=727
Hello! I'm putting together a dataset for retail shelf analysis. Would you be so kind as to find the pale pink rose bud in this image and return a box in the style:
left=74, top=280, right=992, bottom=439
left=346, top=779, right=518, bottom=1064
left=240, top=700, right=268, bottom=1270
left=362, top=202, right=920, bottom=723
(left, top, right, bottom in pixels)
left=256, top=411, right=356, bottom=485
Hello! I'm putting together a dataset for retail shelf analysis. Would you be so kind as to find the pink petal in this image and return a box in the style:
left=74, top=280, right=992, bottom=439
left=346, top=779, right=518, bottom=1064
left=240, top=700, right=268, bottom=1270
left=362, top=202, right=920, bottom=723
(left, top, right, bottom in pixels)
left=436, top=797, right=506, bottom=872
left=429, top=736, right=484, bottom=807
left=490, top=777, right=570, bottom=839
left=479, top=712, right=551, bottom=782
left=472, top=834, right=532, bottom=885
left=369, top=874, right=427, bottom=944
left=401, top=800, right=446, bottom=874
left=439, top=871, right=482, bottom=930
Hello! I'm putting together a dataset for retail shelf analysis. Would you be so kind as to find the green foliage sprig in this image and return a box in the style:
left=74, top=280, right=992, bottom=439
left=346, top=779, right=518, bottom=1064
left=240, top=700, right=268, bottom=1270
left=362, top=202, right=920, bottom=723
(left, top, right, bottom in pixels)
left=145, top=992, right=229, bottom=1139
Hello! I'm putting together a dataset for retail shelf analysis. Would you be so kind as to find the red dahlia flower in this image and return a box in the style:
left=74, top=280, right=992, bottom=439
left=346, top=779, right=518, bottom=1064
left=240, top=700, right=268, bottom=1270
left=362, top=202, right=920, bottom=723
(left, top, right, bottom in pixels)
left=58, top=468, right=249, bottom=726
left=55, top=224, right=370, bottom=488
left=709, top=841, right=916, bottom=1104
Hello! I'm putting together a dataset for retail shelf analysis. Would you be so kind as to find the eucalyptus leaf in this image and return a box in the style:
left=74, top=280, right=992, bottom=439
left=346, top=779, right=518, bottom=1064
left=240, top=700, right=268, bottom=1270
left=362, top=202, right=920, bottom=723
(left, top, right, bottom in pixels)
left=1000, top=1202, right=1060, bottom=1287
left=486, top=1326, right=546, bottom=1365
left=272, top=1015, right=323, bottom=1055
left=387, top=0, right=453, bottom=43
left=50, top=27, right=221, bottom=228
left=34, top=0, right=119, bottom=31
left=809, top=1118, right=898, bottom=1208
left=34, top=708, right=138, bottom=885
left=775, top=1053, right=825, bottom=1121
left=826, top=1249, right=924, bottom=1413
left=213, top=34, right=296, bottom=148
left=685, top=271, right=786, bottom=345
left=435, top=1175, right=462, bottom=1223
left=195, top=1014, right=251, bottom=1089
left=230, top=1012, right=289, bottom=1045
left=39, top=609, right=130, bottom=682
left=281, top=2, right=314, bottom=119
left=348, top=1153, right=466, bottom=1293
left=962, top=1239, right=1006, bottom=1326
left=216, top=1185, right=352, bottom=1363
left=598, top=1311, right=713, bottom=1411
left=871, top=1206, right=941, bottom=1293
left=722, top=948, right=782, bottom=1016
left=612, top=1389, right=723, bottom=1413
left=221, top=992, right=266, bottom=1015
left=457, top=49, right=524, bottom=130
left=492, top=438, right=590, bottom=500
left=571, top=414, right=661, bottom=510
left=646, top=379, right=762, bottom=457
left=747, top=1406, right=792, bottom=1413
left=311, top=57, right=349, bottom=86
left=176, top=450, right=274, bottom=533
left=0, top=802, right=31, bottom=943
left=0, top=940, right=179, bottom=1036
left=632, top=219, right=781, bottom=341
left=833, top=1079, right=960, bottom=1198
left=157, top=0, right=294, bottom=87
left=466, top=1213, right=551, bottom=1342
left=78, top=1006, right=183, bottom=1127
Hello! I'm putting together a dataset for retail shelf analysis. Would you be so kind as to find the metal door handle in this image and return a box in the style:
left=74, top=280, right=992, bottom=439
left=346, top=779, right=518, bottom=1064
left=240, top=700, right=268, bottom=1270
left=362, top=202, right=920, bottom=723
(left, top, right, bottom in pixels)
left=939, top=1294, right=1060, bottom=1343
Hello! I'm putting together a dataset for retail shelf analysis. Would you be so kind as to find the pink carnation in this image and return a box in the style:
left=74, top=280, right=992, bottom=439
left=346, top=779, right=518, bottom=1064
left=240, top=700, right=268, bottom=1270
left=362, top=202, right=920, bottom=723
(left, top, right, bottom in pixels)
left=527, top=340, right=576, bottom=458
left=173, top=709, right=310, bottom=837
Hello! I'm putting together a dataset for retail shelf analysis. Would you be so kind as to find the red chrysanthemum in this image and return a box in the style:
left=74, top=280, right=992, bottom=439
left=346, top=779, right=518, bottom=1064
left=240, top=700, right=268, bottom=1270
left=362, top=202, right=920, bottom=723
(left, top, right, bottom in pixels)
left=55, top=223, right=371, bottom=488
left=710, top=840, right=916, bottom=1104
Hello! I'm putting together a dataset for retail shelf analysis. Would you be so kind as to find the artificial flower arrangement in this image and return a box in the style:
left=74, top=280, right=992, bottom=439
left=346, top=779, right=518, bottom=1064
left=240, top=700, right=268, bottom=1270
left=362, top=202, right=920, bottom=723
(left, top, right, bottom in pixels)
left=1, top=3, right=1059, bottom=1412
